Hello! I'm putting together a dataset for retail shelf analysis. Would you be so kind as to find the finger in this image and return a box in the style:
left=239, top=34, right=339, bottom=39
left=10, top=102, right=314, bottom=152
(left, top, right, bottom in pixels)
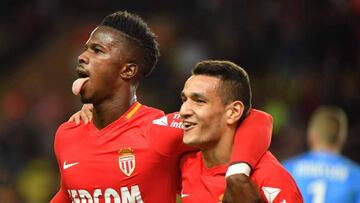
left=75, top=114, right=80, bottom=125
left=83, top=103, right=94, bottom=111
left=68, top=114, right=75, bottom=122
left=85, top=108, right=93, bottom=121
left=81, top=111, right=89, bottom=124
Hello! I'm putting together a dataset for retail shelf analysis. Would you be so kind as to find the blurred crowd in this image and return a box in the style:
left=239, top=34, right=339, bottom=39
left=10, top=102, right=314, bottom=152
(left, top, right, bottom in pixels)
left=0, top=0, right=359, bottom=202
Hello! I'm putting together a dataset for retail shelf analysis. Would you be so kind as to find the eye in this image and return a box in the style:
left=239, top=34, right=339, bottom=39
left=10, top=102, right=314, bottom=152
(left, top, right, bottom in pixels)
left=94, top=48, right=103, bottom=54
left=195, top=99, right=206, bottom=104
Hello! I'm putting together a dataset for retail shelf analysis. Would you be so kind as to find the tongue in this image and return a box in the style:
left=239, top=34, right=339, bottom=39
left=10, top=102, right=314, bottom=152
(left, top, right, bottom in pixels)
left=72, top=77, right=89, bottom=96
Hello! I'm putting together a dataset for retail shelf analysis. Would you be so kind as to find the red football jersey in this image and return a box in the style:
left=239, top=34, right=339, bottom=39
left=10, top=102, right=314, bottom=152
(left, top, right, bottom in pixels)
left=51, top=102, right=272, bottom=202
left=180, top=151, right=304, bottom=203
left=51, top=102, right=191, bottom=203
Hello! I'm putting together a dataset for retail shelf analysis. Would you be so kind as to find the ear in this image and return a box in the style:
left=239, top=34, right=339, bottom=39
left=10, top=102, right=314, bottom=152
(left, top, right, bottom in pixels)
left=226, top=100, right=244, bottom=125
left=120, top=63, right=138, bottom=80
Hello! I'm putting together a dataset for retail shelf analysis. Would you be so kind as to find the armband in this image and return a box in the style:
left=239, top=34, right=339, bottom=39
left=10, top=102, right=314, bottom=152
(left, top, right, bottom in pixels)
left=225, top=163, right=251, bottom=177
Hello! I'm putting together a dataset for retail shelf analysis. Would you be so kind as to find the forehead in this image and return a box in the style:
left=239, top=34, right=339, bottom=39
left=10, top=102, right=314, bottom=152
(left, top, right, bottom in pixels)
left=87, top=26, right=127, bottom=46
left=183, top=75, right=221, bottom=96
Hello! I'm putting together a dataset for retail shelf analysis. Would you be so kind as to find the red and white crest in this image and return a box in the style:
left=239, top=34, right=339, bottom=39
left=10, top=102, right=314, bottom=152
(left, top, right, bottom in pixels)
left=118, top=147, right=136, bottom=176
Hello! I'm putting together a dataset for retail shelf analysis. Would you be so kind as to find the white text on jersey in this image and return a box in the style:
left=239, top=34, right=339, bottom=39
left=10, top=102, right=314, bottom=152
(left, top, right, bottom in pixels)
left=68, top=185, right=143, bottom=203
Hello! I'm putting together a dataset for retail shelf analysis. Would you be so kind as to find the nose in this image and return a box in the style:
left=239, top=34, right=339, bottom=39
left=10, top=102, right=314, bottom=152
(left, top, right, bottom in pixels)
left=78, top=50, right=89, bottom=65
left=179, top=101, right=192, bottom=120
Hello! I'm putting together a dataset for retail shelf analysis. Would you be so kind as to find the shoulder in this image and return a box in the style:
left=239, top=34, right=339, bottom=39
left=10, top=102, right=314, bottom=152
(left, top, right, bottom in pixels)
left=181, top=152, right=200, bottom=166
left=56, top=121, right=79, bottom=135
left=143, top=111, right=190, bottom=157
left=341, top=156, right=360, bottom=176
left=53, top=121, right=85, bottom=154
left=253, top=152, right=303, bottom=202
left=124, top=104, right=166, bottom=130
left=54, top=121, right=88, bottom=143
left=282, top=153, right=308, bottom=169
left=58, top=120, right=80, bottom=129
left=144, top=111, right=184, bottom=143
left=133, top=104, right=165, bottom=121
left=253, top=152, right=296, bottom=183
left=180, top=152, right=202, bottom=174
left=138, top=104, right=164, bottom=115
left=147, top=111, right=183, bottom=131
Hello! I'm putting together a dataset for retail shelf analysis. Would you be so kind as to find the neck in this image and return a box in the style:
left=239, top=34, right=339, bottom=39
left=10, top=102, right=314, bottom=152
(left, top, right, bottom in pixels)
left=201, top=127, right=236, bottom=168
left=311, top=144, right=341, bottom=155
left=92, top=86, right=137, bottom=129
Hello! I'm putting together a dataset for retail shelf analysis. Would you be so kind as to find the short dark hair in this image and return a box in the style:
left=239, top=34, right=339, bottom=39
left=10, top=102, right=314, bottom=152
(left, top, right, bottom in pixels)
left=192, top=60, right=252, bottom=119
left=100, top=11, right=160, bottom=78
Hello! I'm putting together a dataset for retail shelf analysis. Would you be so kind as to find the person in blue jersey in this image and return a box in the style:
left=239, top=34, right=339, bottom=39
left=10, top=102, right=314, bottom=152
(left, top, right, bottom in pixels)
left=283, top=105, right=360, bottom=203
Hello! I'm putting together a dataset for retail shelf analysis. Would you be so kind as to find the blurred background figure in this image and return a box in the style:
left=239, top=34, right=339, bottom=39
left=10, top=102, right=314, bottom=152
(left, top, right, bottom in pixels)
left=283, top=106, right=360, bottom=203
left=1, top=0, right=360, bottom=202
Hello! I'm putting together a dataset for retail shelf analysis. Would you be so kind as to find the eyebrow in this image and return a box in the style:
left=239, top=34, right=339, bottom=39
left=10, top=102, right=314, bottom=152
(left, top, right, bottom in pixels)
left=181, top=91, right=208, bottom=101
left=84, top=41, right=105, bottom=49
left=86, top=35, right=121, bottom=50
left=91, top=43, right=107, bottom=49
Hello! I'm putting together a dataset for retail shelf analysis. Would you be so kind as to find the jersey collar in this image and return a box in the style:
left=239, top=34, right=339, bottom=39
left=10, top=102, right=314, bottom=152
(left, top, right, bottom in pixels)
left=125, top=101, right=142, bottom=119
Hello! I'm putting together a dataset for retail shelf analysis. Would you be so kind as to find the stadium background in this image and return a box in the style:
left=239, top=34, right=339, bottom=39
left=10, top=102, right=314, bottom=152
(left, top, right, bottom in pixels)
left=0, top=0, right=359, bottom=202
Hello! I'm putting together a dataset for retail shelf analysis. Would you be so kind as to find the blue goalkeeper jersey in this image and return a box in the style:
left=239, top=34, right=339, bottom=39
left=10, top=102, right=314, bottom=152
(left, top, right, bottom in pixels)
left=283, top=151, right=360, bottom=203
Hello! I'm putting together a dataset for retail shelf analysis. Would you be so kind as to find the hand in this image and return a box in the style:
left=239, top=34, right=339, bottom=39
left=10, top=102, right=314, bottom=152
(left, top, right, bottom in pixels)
left=222, top=174, right=263, bottom=203
left=68, top=104, right=94, bottom=125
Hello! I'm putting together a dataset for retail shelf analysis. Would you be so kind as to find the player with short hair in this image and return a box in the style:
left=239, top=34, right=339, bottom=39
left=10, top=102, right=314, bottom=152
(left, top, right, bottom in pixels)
left=283, top=106, right=360, bottom=203
left=52, top=11, right=272, bottom=203
left=179, top=60, right=303, bottom=203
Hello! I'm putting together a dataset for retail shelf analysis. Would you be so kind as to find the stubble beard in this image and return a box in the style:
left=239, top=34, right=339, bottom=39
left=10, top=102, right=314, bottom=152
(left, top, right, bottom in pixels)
left=80, top=94, right=92, bottom=104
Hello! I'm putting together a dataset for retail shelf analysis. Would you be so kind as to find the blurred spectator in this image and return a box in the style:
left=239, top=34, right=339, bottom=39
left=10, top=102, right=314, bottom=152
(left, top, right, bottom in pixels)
left=16, top=159, right=58, bottom=203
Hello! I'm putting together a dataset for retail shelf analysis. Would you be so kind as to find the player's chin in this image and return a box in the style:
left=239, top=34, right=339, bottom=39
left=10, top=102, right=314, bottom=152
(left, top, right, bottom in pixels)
left=182, top=134, right=198, bottom=146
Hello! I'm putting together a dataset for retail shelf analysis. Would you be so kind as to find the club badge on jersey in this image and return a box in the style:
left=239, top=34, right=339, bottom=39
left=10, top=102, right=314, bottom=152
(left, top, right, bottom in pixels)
left=118, top=147, right=136, bottom=176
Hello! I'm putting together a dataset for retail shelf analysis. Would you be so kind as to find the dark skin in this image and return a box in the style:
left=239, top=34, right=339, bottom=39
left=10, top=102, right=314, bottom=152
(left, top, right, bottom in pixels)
left=76, top=25, right=138, bottom=129
left=72, top=26, right=262, bottom=203
left=223, top=174, right=263, bottom=203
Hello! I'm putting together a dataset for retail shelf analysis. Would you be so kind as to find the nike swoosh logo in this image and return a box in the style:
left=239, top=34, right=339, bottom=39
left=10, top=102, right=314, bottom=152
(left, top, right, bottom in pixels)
left=63, top=160, right=79, bottom=169
left=181, top=190, right=190, bottom=198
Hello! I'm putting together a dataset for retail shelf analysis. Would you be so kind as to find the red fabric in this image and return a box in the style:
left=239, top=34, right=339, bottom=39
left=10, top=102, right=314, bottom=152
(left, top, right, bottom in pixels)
left=252, top=152, right=304, bottom=202
left=230, top=109, right=273, bottom=169
left=51, top=104, right=274, bottom=202
left=180, top=151, right=304, bottom=203
left=51, top=102, right=188, bottom=203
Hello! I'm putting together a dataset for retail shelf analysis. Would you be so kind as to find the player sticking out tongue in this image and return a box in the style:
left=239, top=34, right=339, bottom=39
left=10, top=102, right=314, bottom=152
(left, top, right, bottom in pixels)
left=72, top=77, right=89, bottom=96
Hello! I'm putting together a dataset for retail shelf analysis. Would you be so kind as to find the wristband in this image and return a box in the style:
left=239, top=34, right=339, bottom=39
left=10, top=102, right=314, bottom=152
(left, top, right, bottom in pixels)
left=225, top=163, right=251, bottom=177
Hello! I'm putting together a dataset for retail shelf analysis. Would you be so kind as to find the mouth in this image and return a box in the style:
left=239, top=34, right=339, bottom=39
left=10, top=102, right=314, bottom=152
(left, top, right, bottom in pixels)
left=182, top=121, right=196, bottom=131
left=76, top=66, right=89, bottom=78
left=72, top=66, right=90, bottom=96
